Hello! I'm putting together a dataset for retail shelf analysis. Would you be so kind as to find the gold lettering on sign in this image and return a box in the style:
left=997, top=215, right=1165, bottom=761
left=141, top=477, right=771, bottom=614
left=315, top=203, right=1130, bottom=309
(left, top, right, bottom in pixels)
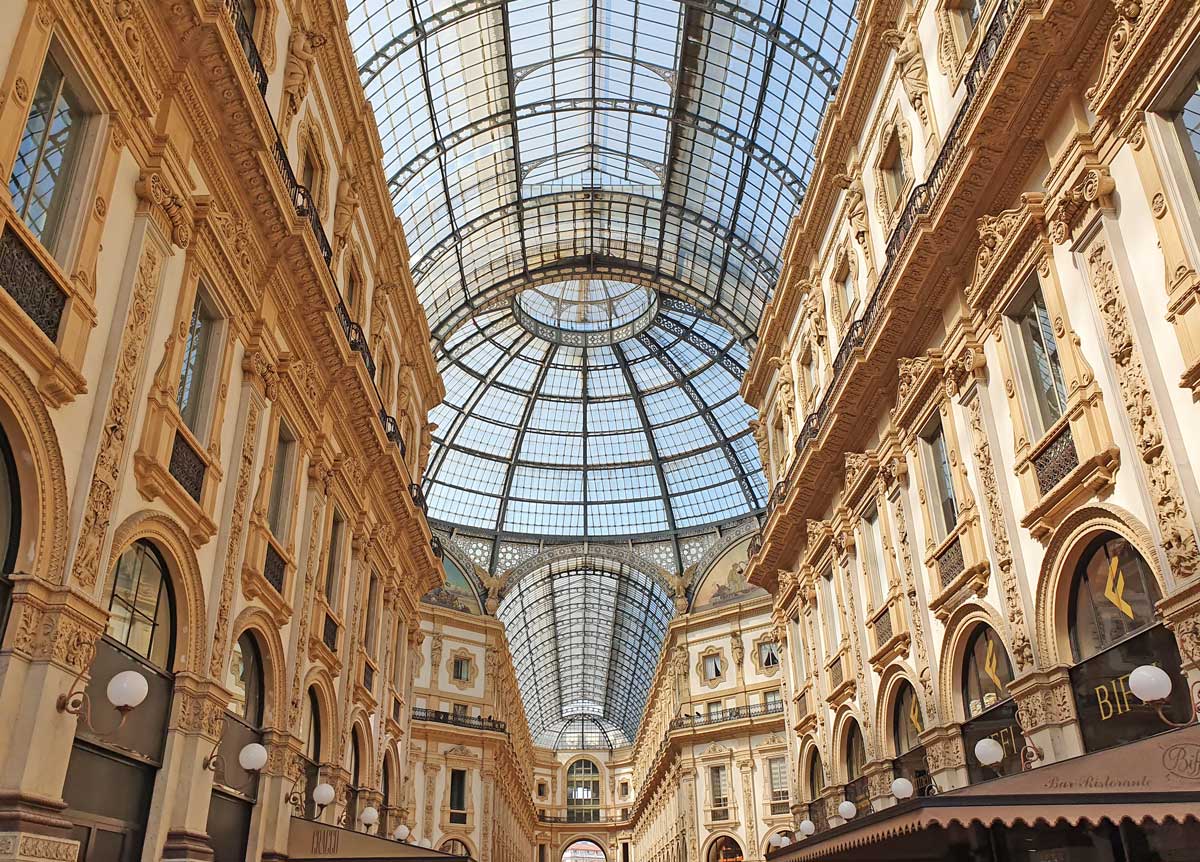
left=1095, top=672, right=1135, bottom=721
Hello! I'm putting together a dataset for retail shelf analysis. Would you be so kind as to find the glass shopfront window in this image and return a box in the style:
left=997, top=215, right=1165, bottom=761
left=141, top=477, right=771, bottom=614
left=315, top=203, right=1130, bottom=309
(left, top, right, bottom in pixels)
left=892, top=681, right=933, bottom=795
left=843, top=721, right=869, bottom=815
left=1066, top=534, right=1186, bottom=753
left=960, top=625, right=1020, bottom=783
left=0, top=423, right=20, bottom=638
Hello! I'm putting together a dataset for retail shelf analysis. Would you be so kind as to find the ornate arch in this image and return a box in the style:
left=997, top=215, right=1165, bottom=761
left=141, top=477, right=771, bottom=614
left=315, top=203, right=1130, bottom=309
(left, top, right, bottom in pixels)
left=502, top=542, right=673, bottom=600
left=229, top=606, right=288, bottom=730
left=437, top=835, right=476, bottom=856
left=874, top=661, right=924, bottom=759
left=796, top=733, right=824, bottom=800
left=0, top=349, right=68, bottom=586
left=301, top=665, right=339, bottom=760
left=936, top=600, right=1011, bottom=723
left=700, top=832, right=744, bottom=861
left=555, top=835, right=608, bottom=860
left=107, top=510, right=206, bottom=675
left=1035, top=504, right=1165, bottom=667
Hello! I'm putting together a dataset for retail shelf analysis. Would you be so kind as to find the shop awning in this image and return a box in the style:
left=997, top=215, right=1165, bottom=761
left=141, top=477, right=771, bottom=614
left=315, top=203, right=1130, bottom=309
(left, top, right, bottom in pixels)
left=769, top=723, right=1200, bottom=861
left=286, top=817, right=470, bottom=861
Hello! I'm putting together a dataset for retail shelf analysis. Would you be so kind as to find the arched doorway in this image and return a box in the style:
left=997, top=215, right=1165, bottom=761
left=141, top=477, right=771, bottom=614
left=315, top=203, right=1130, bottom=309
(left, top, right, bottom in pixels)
left=841, top=720, right=868, bottom=815
left=63, top=540, right=176, bottom=861
left=562, top=839, right=605, bottom=862
left=891, top=681, right=931, bottom=795
left=207, top=630, right=266, bottom=862
left=804, top=750, right=827, bottom=832
left=707, top=836, right=744, bottom=862
left=1064, top=532, right=1187, bottom=752
left=300, top=687, right=323, bottom=818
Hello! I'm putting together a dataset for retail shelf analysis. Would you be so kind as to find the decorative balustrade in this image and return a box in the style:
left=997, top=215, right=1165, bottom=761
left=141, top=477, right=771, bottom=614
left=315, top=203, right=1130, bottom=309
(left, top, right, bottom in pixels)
left=411, top=707, right=507, bottom=734
left=0, top=225, right=67, bottom=343
left=263, top=543, right=287, bottom=593
left=668, top=699, right=785, bottom=731
left=788, top=0, right=1020, bottom=472
left=219, top=0, right=415, bottom=483
left=168, top=430, right=206, bottom=504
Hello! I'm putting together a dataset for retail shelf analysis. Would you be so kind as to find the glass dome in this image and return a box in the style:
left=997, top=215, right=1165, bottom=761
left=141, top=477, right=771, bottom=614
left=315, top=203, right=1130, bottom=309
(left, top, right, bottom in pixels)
left=515, top=279, right=657, bottom=336
left=424, top=295, right=767, bottom=541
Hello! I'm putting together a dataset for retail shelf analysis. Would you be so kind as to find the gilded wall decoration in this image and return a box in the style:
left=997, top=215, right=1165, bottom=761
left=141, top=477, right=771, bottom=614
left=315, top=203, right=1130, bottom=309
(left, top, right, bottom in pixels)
left=1085, top=241, right=1199, bottom=579
left=964, top=394, right=1034, bottom=670
left=70, top=247, right=162, bottom=591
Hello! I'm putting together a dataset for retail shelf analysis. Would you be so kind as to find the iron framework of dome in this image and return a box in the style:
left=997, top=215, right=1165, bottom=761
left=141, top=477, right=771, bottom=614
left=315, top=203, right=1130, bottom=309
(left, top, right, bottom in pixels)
left=423, top=293, right=768, bottom=556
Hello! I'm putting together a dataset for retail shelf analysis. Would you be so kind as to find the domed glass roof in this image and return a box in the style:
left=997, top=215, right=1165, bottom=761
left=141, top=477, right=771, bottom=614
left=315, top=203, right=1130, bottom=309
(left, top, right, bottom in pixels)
left=516, top=279, right=657, bottom=335
left=424, top=294, right=767, bottom=541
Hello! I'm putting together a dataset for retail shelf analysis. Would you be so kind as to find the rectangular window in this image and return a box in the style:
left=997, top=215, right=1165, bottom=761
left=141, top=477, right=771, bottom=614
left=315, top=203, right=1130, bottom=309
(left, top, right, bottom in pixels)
left=883, top=132, right=908, bottom=205
left=703, top=654, right=722, bottom=681
left=759, top=641, right=780, bottom=668
left=364, top=574, right=380, bottom=658
left=710, top=765, right=729, bottom=820
left=324, top=508, right=345, bottom=605
left=837, top=265, right=855, bottom=317
left=452, top=656, right=470, bottom=682
left=176, top=288, right=219, bottom=439
left=1010, top=286, right=1068, bottom=436
left=266, top=421, right=296, bottom=537
left=790, top=613, right=806, bottom=677
left=452, top=702, right=468, bottom=718
left=768, top=757, right=790, bottom=815
left=860, top=507, right=886, bottom=606
left=346, top=267, right=361, bottom=317
left=9, top=54, right=87, bottom=251
left=820, top=568, right=842, bottom=649
left=619, top=781, right=629, bottom=797
left=449, top=769, right=467, bottom=824
left=707, top=700, right=723, bottom=717
left=764, top=689, right=783, bottom=710
left=922, top=419, right=958, bottom=540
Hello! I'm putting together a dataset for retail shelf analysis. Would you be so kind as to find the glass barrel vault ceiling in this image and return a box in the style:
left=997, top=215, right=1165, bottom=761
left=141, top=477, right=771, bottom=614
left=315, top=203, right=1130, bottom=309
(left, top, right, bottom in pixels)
left=348, top=0, right=857, bottom=344
left=426, top=295, right=767, bottom=538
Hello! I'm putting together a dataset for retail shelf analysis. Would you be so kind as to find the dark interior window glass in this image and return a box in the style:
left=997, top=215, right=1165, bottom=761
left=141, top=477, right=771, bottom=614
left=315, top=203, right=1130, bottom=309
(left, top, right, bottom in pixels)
left=1068, top=533, right=1161, bottom=662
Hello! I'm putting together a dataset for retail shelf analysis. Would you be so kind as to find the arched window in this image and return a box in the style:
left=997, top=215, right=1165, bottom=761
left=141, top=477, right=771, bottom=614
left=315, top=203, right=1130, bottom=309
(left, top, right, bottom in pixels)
left=106, top=540, right=175, bottom=669
left=566, top=759, right=601, bottom=823
left=365, top=572, right=380, bottom=658
left=348, top=727, right=363, bottom=826
left=304, top=688, right=321, bottom=761
left=893, top=682, right=922, bottom=756
left=892, top=682, right=930, bottom=795
left=961, top=624, right=1013, bottom=719
left=843, top=721, right=868, bottom=814
left=1069, top=533, right=1161, bottom=662
left=227, top=632, right=264, bottom=726
left=806, top=752, right=824, bottom=800
left=0, top=422, right=21, bottom=636
left=440, top=839, right=470, bottom=855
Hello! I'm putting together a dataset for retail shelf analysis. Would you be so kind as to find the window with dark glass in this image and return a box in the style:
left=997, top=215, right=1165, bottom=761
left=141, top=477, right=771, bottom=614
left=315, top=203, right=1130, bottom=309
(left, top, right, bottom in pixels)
left=452, top=656, right=470, bottom=682
left=922, top=419, right=958, bottom=540
left=449, top=769, right=467, bottom=824
left=177, top=288, right=220, bottom=438
left=764, top=689, right=782, bottom=710
left=709, top=764, right=729, bottom=820
left=962, top=625, right=1014, bottom=719
left=566, top=759, right=601, bottom=823
left=324, top=507, right=345, bottom=605
left=106, top=541, right=174, bottom=669
left=759, top=641, right=780, bottom=668
left=0, top=424, right=20, bottom=638
left=1069, top=534, right=1161, bottom=662
left=226, top=632, right=263, bottom=726
left=266, top=421, right=296, bottom=537
left=892, top=682, right=930, bottom=794
left=768, top=757, right=789, bottom=815
left=9, top=54, right=87, bottom=250
left=364, top=573, right=380, bottom=658
left=452, top=702, right=467, bottom=718
left=860, top=507, right=885, bottom=606
left=843, top=722, right=867, bottom=813
left=304, top=688, right=321, bottom=761
left=882, top=132, right=908, bottom=204
left=1010, top=286, right=1067, bottom=436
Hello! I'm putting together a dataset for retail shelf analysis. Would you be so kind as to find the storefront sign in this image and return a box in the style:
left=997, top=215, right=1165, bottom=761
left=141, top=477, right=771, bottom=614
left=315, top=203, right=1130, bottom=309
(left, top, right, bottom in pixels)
left=961, top=700, right=1021, bottom=784
left=1069, top=625, right=1188, bottom=753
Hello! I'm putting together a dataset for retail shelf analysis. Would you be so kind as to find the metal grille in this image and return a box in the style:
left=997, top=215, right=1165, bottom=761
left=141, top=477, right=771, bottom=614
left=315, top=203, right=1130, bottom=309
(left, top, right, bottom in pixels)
left=169, top=430, right=206, bottom=503
left=1033, top=423, right=1078, bottom=496
left=873, top=607, right=894, bottom=650
left=936, top=537, right=965, bottom=588
left=263, top=543, right=286, bottom=593
left=0, top=226, right=66, bottom=342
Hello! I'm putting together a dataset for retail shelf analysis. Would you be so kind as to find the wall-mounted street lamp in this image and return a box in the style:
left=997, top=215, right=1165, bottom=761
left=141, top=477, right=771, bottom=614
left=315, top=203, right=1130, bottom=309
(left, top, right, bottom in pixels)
left=1129, top=665, right=1200, bottom=728
left=836, top=800, right=857, bottom=820
left=798, top=819, right=815, bottom=837
left=392, top=824, right=410, bottom=842
left=974, top=714, right=1043, bottom=774
left=57, top=662, right=149, bottom=737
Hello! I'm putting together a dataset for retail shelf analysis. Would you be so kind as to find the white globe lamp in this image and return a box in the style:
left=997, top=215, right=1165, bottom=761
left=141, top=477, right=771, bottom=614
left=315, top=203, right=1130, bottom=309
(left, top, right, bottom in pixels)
left=890, top=776, right=914, bottom=800
left=238, top=743, right=269, bottom=772
left=312, top=782, right=336, bottom=808
left=974, top=737, right=1004, bottom=767
left=1129, top=665, right=1173, bottom=703
left=798, top=819, right=815, bottom=836
left=837, top=800, right=857, bottom=820
left=361, top=806, right=379, bottom=827
left=106, top=670, right=149, bottom=711
left=393, top=824, right=410, bottom=841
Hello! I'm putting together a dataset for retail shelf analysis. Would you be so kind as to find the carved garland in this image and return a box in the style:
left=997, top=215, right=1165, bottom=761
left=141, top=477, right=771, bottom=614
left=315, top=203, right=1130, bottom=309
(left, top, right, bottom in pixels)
left=70, top=248, right=162, bottom=591
left=1085, top=242, right=1199, bottom=579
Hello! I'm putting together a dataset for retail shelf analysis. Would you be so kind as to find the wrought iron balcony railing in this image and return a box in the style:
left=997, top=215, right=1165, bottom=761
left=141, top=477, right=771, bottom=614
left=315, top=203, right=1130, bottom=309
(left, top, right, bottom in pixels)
left=668, top=699, right=785, bottom=731
left=411, top=707, right=507, bottom=734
